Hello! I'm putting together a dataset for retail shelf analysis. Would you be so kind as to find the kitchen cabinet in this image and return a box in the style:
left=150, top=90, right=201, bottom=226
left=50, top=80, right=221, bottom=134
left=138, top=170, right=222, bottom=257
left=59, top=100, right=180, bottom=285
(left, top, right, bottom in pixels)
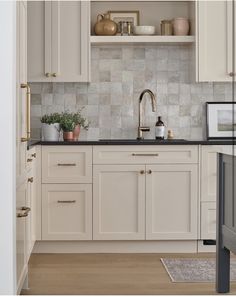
left=93, top=145, right=199, bottom=241
left=197, top=0, right=235, bottom=82
left=28, top=1, right=90, bottom=82
left=146, top=164, right=198, bottom=240
left=201, top=202, right=216, bottom=240
left=42, top=184, right=92, bottom=240
left=93, top=165, right=146, bottom=240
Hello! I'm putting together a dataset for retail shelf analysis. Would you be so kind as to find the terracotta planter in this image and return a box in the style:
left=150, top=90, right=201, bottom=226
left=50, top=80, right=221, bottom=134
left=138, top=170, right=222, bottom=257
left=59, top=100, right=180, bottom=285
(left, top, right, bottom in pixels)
left=73, top=125, right=81, bottom=141
left=63, top=131, right=74, bottom=141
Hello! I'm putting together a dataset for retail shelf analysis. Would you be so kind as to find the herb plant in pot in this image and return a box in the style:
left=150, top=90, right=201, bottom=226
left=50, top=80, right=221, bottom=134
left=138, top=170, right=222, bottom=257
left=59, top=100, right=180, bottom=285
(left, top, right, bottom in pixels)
left=41, top=113, right=61, bottom=141
left=60, top=112, right=76, bottom=141
left=72, top=110, right=89, bottom=140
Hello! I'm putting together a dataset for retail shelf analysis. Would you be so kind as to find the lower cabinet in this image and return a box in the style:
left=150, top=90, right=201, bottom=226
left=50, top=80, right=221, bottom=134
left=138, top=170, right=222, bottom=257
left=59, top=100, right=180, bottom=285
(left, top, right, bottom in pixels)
left=201, top=202, right=216, bottom=240
left=42, top=184, right=92, bottom=240
left=93, top=165, right=146, bottom=240
left=93, top=164, right=198, bottom=240
left=146, top=164, right=198, bottom=240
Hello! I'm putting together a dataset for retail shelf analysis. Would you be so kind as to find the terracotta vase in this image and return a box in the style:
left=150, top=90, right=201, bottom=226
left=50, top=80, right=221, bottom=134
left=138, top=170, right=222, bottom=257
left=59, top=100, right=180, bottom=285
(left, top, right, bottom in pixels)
left=173, top=18, right=189, bottom=36
left=63, top=131, right=74, bottom=141
left=94, top=13, right=118, bottom=36
left=73, top=125, right=81, bottom=141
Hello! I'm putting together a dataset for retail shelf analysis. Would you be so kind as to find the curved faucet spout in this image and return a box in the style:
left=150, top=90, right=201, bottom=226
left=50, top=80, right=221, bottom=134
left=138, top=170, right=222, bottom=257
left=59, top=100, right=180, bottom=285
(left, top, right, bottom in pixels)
left=138, top=89, right=157, bottom=140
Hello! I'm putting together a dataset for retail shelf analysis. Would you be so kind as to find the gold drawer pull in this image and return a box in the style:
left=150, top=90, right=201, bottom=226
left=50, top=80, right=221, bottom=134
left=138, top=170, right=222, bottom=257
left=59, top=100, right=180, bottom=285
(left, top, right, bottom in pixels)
left=57, top=200, right=76, bottom=203
left=140, top=170, right=145, bottom=175
left=147, top=170, right=152, bottom=174
left=27, top=158, right=33, bottom=162
left=45, top=72, right=51, bottom=77
left=17, top=212, right=28, bottom=218
left=229, top=72, right=235, bottom=77
left=132, top=153, right=159, bottom=157
left=57, top=163, right=76, bottom=167
left=20, top=83, right=31, bottom=142
left=28, top=177, right=34, bottom=183
left=31, top=153, right=36, bottom=158
left=21, top=206, right=31, bottom=212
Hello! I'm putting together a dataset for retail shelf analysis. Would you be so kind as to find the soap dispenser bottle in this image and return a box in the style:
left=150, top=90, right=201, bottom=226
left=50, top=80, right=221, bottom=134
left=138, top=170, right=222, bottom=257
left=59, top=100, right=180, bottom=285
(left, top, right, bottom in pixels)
left=155, top=116, right=165, bottom=140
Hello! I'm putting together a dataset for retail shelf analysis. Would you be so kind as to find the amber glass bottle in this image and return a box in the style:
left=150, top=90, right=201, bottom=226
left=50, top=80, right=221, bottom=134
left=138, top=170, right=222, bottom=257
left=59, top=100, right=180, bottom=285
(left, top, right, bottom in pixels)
left=155, top=116, right=165, bottom=140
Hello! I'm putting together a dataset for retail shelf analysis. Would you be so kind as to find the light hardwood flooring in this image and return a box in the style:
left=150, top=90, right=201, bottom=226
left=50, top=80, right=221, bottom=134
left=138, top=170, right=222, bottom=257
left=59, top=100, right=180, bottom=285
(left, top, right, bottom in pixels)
left=21, top=253, right=236, bottom=295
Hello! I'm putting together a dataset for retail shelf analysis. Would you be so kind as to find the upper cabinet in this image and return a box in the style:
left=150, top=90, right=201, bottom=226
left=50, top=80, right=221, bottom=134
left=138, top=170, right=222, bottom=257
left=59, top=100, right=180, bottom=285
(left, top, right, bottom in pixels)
left=28, top=1, right=90, bottom=82
left=197, top=0, right=235, bottom=82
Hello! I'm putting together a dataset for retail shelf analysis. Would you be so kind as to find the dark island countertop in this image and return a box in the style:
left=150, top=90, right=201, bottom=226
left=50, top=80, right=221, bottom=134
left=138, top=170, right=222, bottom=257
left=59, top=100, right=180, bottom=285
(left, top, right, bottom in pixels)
left=37, top=139, right=235, bottom=146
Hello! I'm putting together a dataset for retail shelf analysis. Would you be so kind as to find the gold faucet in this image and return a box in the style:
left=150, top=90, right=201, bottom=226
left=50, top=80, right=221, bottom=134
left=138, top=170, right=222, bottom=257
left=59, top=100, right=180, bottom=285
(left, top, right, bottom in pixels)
left=137, top=89, right=157, bottom=140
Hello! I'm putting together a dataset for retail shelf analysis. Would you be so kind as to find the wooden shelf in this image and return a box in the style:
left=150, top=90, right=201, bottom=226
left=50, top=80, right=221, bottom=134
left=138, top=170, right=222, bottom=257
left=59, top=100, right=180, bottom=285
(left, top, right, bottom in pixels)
left=90, top=35, right=195, bottom=45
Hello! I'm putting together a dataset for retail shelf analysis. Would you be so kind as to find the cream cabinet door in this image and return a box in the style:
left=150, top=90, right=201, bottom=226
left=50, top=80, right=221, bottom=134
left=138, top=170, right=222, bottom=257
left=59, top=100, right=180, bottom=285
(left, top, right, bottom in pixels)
left=201, top=202, right=216, bottom=240
left=16, top=0, right=27, bottom=186
left=197, top=0, right=234, bottom=82
left=42, top=184, right=92, bottom=240
left=93, top=165, right=146, bottom=240
left=146, top=164, right=198, bottom=240
left=28, top=1, right=90, bottom=82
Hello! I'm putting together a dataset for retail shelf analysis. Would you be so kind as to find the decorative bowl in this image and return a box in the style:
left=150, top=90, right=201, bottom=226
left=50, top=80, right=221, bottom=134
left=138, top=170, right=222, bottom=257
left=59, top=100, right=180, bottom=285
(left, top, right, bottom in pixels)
left=133, top=25, right=156, bottom=35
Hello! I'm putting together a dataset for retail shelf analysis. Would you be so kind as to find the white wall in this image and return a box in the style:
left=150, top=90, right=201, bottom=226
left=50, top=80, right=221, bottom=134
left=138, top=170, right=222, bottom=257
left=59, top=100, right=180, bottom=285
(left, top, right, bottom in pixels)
left=0, top=1, right=16, bottom=294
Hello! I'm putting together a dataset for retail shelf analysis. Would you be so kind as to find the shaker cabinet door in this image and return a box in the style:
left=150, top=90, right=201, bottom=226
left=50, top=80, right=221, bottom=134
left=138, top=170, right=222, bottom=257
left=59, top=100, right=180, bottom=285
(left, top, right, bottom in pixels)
left=146, top=164, right=198, bottom=240
left=28, top=1, right=90, bottom=82
left=93, top=165, right=146, bottom=240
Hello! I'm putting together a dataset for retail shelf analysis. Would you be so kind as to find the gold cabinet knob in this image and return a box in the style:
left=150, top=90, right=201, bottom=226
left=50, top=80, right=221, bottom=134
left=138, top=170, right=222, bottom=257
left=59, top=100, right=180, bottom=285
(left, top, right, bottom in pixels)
left=28, top=177, right=33, bottom=183
left=52, top=73, right=57, bottom=77
left=31, top=153, right=36, bottom=158
left=45, top=72, right=51, bottom=77
left=27, top=158, right=33, bottom=162
left=140, top=170, right=145, bottom=175
left=229, top=72, right=235, bottom=77
left=147, top=170, right=152, bottom=174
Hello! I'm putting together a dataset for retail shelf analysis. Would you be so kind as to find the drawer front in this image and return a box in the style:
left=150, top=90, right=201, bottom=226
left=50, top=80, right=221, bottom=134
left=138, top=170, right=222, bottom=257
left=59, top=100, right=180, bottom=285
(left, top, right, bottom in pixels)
left=42, top=146, right=92, bottom=183
left=93, top=145, right=198, bottom=164
left=201, top=202, right=216, bottom=240
left=42, top=184, right=92, bottom=240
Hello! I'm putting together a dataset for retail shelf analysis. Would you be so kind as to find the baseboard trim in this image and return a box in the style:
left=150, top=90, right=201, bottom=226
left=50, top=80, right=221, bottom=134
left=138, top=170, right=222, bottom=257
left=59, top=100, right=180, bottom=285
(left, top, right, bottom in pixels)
left=33, top=240, right=198, bottom=253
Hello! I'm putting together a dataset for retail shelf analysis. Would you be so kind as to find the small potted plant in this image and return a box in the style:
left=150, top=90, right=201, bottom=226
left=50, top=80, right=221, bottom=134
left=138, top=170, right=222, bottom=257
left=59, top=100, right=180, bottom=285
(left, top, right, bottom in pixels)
left=60, top=112, right=76, bottom=141
left=41, top=113, right=61, bottom=141
left=72, top=109, right=89, bottom=140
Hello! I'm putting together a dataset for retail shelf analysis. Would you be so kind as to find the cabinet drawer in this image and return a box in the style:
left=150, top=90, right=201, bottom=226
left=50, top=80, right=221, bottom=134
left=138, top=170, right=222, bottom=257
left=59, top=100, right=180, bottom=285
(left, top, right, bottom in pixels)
left=201, top=202, right=216, bottom=240
left=42, top=146, right=92, bottom=183
left=42, top=184, right=92, bottom=240
left=93, top=145, right=198, bottom=164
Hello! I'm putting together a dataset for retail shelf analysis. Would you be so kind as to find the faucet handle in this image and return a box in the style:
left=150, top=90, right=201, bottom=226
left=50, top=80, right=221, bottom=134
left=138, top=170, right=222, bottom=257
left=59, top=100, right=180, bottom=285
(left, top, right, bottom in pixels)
left=140, top=126, right=150, bottom=132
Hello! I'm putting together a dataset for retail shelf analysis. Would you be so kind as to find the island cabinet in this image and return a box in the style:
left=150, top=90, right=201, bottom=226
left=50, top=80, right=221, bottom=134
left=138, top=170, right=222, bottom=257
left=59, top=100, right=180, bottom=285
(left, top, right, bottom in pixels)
left=93, top=145, right=199, bottom=241
left=197, top=1, right=235, bottom=82
left=27, top=0, right=90, bottom=82
left=41, top=146, right=93, bottom=240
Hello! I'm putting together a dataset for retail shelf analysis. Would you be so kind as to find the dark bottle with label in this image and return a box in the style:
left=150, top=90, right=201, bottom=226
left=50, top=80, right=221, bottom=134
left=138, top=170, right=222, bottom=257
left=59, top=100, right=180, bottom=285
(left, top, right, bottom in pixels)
left=155, top=116, right=165, bottom=140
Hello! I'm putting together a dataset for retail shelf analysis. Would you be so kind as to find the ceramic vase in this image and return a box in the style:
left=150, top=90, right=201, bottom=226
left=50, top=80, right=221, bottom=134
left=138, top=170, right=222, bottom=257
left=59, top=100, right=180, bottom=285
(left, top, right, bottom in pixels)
left=42, top=123, right=60, bottom=141
left=173, top=18, right=189, bottom=36
left=94, top=13, right=118, bottom=36
left=73, top=125, right=81, bottom=141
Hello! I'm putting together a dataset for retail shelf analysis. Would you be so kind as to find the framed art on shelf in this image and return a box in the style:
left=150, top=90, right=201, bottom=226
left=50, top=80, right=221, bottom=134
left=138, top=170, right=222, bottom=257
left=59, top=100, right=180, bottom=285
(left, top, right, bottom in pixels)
left=108, top=10, right=140, bottom=26
left=206, top=102, right=236, bottom=139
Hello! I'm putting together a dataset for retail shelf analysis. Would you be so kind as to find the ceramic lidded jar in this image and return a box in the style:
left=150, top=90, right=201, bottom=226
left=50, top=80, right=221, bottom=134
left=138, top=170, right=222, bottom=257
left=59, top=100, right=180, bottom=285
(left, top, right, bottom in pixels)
left=173, top=18, right=189, bottom=36
left=94, top=13, right=118, bottom=36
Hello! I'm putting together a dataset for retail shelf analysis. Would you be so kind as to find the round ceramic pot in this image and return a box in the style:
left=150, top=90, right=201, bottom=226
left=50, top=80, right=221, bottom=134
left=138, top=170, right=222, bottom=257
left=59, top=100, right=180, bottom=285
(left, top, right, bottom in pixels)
left=173, top=18, right=189, bottom=36
left=63, top=131, right=74, bottom=141
left=42, top=123, right=60, bottom=141
left=73, top=125, right=81, bottom=141
left=94, top=13, right=117, bottom=36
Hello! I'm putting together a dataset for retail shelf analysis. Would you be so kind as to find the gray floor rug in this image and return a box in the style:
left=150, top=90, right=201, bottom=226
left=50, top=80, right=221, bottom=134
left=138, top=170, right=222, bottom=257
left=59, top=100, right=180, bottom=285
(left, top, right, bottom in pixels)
left=161, top=258, right=236, bottom=283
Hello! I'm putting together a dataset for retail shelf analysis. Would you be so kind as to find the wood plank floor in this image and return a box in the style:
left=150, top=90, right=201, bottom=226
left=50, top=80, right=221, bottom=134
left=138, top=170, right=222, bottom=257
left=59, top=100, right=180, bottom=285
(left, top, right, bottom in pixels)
left=21, top=253, right=236, bottom=295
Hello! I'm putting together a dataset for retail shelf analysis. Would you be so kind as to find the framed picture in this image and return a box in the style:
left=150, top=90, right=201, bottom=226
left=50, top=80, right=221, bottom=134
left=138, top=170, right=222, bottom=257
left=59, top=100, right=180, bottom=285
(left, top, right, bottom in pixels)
left=206, top=102, right=236, bottom=139
left=108, top=10, right=140, bottom=27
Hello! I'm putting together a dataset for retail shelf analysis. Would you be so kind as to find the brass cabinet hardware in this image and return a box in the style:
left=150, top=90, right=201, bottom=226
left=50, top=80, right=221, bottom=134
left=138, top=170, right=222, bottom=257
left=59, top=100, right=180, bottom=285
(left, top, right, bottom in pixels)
left=229, top=72, right=235, bottom=77
left=20, top=84, right=31, bottom=142
left=31, top=153, right=36, bottom=158
left=132, top=153, right=159, bottom=157
left=28, top=177, right=34, bottom=183
left=45, top=73, right=51, bottom=77
left=140, top=170, right=145, bottom=174
left=27, top=158, right=33, bottom=162
left=57, top=163, right=76, bottom=166
left=21, top=206, right=31, bottom=212
left=17, top=212, right=28, bottom=218
left=57, top=200, right=76, bottom=203
left=147, top=170, right=152, bottom=174
left=52, top=73, right=57, bottom=77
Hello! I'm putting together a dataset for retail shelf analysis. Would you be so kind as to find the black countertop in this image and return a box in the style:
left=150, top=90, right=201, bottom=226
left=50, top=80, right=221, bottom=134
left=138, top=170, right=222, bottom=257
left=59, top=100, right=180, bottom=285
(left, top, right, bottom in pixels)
left=37, top=139, right=235, bottom=146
